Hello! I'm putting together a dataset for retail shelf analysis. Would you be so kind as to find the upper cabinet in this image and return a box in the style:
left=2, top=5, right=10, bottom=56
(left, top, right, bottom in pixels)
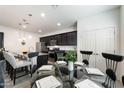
left=61, top=33, right=67, bottom=45
left=67, top=31, right=77, bottom=45
left=40, top=31, right=77, bottom=46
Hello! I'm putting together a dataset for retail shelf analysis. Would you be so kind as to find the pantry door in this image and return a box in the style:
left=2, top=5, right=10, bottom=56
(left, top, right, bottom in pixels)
left=95, top=27, right=115, bottom=72
left=81, top=30, right=96, bottom=68
left=81, top=27, right=115, bottom=72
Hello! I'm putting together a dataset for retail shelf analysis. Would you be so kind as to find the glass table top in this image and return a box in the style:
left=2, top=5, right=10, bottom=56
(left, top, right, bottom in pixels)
left=31, top=64, right=106, bottom=88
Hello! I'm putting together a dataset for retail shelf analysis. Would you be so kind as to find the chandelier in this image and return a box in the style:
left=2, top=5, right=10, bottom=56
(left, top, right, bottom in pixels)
left=18, top=13, right=32, bottom=45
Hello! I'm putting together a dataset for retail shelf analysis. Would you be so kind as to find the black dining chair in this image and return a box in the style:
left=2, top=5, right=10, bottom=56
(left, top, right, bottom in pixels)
left=28, top=52, right=39, bottom=73
left=28, top=52, right=39, bottom=58
left=80, top=51, right=93, bottom=66
left=0, top=61, right=5, bottom=88
left=48, top=51, right=58, bottom=63
left=102, top=53, right=124, bottom=88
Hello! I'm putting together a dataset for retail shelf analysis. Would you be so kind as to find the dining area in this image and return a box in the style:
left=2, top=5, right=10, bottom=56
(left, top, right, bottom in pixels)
left=1, top=48, right=124, bottom=88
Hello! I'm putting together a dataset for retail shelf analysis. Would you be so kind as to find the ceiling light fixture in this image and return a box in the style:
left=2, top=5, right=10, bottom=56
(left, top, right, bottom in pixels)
left=22, top=37, right=26, bottom=40
left=38, top=29, right=42, bottom=33
left=22, top=25, right=27, bottom=29
left=18, top=38, right=22, bottom=41
left=28, top=14, right=32, bottom=17
left=41, top=13, right=45, bottom=17
left=18, top=13, right=32, bottom=30
left=28, top=35, right=33, bottom=39
left=23, top=19, right=26, bottom=22
left=57, top=22, right=61, bottom=26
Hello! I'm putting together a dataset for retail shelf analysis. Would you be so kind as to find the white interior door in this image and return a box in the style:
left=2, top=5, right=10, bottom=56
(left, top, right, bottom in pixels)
left=95, top=27, right=115, bottom=72
left=81, top=31, right=96, bottom=67
left=81, top=27, right=115, bottom=72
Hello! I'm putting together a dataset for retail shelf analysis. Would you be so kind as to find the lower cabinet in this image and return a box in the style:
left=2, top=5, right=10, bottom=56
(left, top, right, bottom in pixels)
left=37, top=55, right=48, bottom=69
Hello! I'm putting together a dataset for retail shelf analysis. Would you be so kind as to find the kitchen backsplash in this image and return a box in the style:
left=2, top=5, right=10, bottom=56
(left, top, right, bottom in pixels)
left=47, top=45, right=77, bottom=51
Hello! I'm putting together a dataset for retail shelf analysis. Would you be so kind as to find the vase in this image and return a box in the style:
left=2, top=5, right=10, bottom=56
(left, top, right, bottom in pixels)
left=68, top=61, right=74, bottom=71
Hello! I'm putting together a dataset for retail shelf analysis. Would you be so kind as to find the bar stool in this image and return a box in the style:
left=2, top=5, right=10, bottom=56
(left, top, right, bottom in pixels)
left=28, top=52, right=39, bottom=73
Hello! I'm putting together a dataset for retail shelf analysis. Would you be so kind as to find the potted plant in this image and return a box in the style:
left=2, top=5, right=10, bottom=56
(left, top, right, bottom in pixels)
left=65, top=50, right=77, bottom=71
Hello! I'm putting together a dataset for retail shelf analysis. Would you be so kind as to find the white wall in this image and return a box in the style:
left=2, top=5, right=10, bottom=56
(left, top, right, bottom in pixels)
left=41, top=27, right=76, bottom=37
left=120, top=6, right=124, bottom=81
left=77, top=8, right=121, bottom=79
left=77, top=8, right=120, bottom=61
left=0, top=25, right=41, bottom=53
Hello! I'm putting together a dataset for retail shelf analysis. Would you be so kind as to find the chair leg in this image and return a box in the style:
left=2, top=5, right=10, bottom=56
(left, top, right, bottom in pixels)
left=25, top=67, right=28, bottom=74
left=30, top=65, right=32, bottom=77
left=122, top=76, right=124, bottom=86
left=102, top=76, right=109, bottom=88
left=6, top=61, right=9, bottom=72
left=107, top=77, right=111, bottom=87
left=74, top=67, right=77, bottom=78
left=110, top=79, right=115, bottom=88
left=13, top=69, right=16, bottom=85
left=10, top=66, right=13, bottom=80
left=8, top=64, right=11, bottom=75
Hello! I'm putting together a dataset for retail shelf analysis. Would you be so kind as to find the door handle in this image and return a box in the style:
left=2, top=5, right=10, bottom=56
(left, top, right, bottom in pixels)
left=93, top=53, right=99, bottom=55
left=95, top=53, right=99, bottom=55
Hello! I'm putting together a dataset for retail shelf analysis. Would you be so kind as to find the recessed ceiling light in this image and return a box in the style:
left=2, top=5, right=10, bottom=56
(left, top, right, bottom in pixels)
left=28, top=35, right=33, bottom=39
left=22, top=25, right=27, bottom=28
left=57, top=22, right=61, bottom=26
left=41, top=13, right=45, bottom=17
left=38, top=29, right=42, bottom=33
left=22, top=37, right=26, bottom=40
left=18, top=38, right=22, bottom=41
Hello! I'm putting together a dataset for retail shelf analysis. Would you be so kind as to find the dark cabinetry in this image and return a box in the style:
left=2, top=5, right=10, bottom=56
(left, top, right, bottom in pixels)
left=40, top=31, right=77, bottom=45
left=55, top=34, right=62, bottom=45
left=67, top=31, right=77, bottom=45
left=61, top=33, right=67, bottom=45
left=0, top=32, right=4, bottom=48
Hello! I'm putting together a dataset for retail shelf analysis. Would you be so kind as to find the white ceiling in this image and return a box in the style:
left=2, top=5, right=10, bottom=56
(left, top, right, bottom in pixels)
left=0, top=5, right=120, bottom=34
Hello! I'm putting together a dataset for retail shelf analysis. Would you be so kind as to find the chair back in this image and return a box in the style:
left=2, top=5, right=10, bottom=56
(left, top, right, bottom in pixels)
left=0, top=52, right=5, bottom=61
left=0, top=60, right=4, bottom=88
left=53, top=63, right=64, bottom=82
left=37, top=55, right=48, bottom=69
left=3, top=52, right=17, bottom=68
left=102, top=53, right=124, bottom=88
left=28, top=52, right=39, bottom=58
left=48, top=51, right=57, bottom=62
left=122, top=76, right=124, bottom=86
left=80, top=50, right=93, bottom=65
left=28, top=52, right=39, bottom=65
left=56, top=50, right=65, bottom=61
